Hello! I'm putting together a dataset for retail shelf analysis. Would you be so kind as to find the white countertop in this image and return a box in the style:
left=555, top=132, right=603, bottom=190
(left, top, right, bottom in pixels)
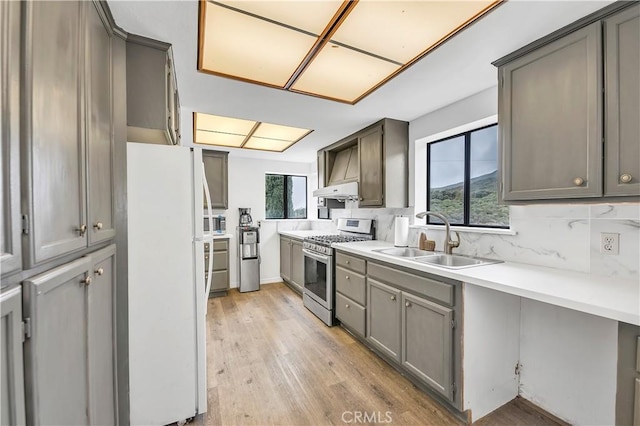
left=212, top=233, right=233, bottom=240
left=278, top=230, right=339, bottom=241
left=332, top=240, right=640, bottom=326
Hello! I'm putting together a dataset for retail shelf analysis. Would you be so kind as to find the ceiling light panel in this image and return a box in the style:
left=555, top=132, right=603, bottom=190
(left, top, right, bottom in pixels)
left=332, top=1, right=499, bottom=64
left=291, top=42, right=400, bottom=103
left=252, top=122, right=311, bottom=142
left=194, top=130, right=246, bottom=147
left=195, top=112, right=255, bottom=135
left=243, top=136, right=296, bottom=152
left=217, top=1, right=344, bottom=35
left=200, top=2, right=317, bottom=87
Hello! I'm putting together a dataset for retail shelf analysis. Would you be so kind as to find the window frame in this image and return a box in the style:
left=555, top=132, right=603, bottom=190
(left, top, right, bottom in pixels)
left=265, top=173, right=308, bottom=220
left=426, top=123, right=508, bottom=229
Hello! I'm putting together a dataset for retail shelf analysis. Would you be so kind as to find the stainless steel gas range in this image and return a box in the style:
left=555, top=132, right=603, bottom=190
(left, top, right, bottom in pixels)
left=302, top=218, right=375, bottom=326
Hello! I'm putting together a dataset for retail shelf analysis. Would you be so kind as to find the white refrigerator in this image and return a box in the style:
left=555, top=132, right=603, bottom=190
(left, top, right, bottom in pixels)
left=127, top=143, right=213, bottom=425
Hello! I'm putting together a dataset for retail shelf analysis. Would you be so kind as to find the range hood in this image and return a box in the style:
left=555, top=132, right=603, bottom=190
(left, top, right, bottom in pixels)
left=313, top=181, right=359, bottom=200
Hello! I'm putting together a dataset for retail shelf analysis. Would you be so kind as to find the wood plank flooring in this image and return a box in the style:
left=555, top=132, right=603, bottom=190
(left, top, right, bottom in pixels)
left=202, top=283, right=562, bottom=426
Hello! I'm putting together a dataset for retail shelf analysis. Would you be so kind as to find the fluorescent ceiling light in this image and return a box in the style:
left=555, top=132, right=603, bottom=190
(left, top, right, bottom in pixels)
left=198, top=0, right=502, bottom=104
left=193, top=112, right=312, bottom=152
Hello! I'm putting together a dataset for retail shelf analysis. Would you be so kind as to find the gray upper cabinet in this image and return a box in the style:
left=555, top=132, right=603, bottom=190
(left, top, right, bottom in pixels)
left=359, top=126, right=384, bottom=207
left=1, top=286, right=26, bottom=426
left=499, top=22, right=603, bottom=201
left=203, top=150, right=228, bottom=209
left=402, top=292, right=453, bottom=401
left=23, top=257, right=92, bottom=426
left=604, top=4, right=640, bottom=197
left=0, top=0, right=22, bottom=278
left=367, top=277, right=401, bottom=362
left=126, top=35, right=179, bottom=145
left=24, top=1, right=87, bottom=266
left=86, top=2, right=115, bottom=245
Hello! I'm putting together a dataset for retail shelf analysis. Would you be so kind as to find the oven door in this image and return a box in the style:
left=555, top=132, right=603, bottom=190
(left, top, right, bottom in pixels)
left=302, top=249, right=333, bottom=310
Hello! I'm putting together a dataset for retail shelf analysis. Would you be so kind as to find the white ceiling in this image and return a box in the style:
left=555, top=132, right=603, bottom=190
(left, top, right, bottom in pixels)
left=108, top=0, right=613, bottom=163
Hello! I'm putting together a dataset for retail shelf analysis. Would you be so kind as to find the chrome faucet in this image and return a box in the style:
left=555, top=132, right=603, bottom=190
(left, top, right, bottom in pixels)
left=415, top=211, right=460, bottom=254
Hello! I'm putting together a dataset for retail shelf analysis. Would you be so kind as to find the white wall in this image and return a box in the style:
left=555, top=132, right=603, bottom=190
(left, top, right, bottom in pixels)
left=215, top=156, right=315, bottom=287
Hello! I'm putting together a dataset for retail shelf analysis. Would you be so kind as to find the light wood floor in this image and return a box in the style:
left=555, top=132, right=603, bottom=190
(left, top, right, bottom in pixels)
left=202, top=282, right=563, bottom=426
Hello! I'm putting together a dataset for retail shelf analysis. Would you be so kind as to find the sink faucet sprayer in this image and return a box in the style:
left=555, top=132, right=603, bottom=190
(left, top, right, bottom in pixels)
left=415, top=211, right=460, bottom=254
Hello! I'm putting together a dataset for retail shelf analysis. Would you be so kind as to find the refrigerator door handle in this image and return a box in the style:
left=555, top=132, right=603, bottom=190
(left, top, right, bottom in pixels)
left=204, top=244, right=213, bottom=297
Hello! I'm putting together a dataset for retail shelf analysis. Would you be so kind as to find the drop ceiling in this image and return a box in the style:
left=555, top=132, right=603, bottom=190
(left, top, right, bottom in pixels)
left=108, top=0, right=614, bottom=163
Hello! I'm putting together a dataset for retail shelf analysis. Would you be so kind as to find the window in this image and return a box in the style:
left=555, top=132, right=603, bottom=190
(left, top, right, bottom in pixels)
left=427, top=124, right=509, bottom=228
left=265, top=174, right=307, bottom=219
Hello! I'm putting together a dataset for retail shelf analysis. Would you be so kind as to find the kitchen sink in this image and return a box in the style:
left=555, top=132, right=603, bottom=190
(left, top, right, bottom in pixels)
left=373, top=247, right=436, bottom=258
left=414, top=254, right=503, bottom=269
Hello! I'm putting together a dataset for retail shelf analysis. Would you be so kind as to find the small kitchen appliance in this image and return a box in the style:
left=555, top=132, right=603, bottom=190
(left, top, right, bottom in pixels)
left=302, top=218, right=375, bottom=326
left=237, top=210, right=260, bottom=292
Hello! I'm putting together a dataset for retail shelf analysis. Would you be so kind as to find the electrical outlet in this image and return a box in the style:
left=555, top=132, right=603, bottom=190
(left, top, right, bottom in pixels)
left=600, top=232, right=620, bottom=255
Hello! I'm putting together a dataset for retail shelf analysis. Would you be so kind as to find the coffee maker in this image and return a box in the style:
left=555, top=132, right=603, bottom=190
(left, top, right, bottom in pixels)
left=239, top=208, right=253, bottom=227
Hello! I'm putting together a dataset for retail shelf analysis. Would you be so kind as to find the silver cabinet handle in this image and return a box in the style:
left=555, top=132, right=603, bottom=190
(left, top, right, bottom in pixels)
left=76, top=224, right=87, bottom=236
left=390, top=295, right=396, bottom=301
left=620, top=173, right=633, bottom=183
left=93, top=222, right=103, bottom=230
left=95, top=267, right=104, bottom=276
left=345, top=304, right=350, bottom=309
left=82, top=276, right=92, bottom=286
left=573, top=177, right=584, bottom=186
left=405, top=301, right=411, bottom=308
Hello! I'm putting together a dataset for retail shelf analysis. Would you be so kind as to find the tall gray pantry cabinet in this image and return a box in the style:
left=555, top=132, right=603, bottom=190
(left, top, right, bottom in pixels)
left=1, top=1, right=121, bottom=425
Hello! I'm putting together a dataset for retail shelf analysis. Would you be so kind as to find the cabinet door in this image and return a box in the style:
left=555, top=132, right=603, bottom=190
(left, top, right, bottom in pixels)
left=280, top=237, right=291, bottom=282
left=0, top=286, right=26, bottom=426
left=87, top=245, right=116, bottom=425
left=317, top=151, right=326, bottom=207
left=86, top=2, right=115, bottom=245
left=500, top=22, right=602, bottom=201
left=23, top=257, right=91, bottom=426
left=25, top=1, right=86, bottom=266
left=166, top=57, right=177, bottom=145
left=367, top=278, right=401, bottom=362
left=0, top=0, right=22, bottom=276
left=359, top=125, right=384, bottom=207
left=402, top=292, right=453, bottom=401
left=211, top=270, right=229, bottom=292
left=605, top=4, right=640, bottom=197
left=290, top=240, right=304, bottom=289
left=203, top=151, right=228, bottom=209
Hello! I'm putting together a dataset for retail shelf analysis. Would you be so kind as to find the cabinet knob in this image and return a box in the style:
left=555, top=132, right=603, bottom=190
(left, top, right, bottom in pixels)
left=345, top=260, right=350, bottom=264
left=405, top=301, right=411, bottom=308
left=93, top=221, right=103, bottom=230
left=76, top=224, right=87, bottom=236
left=82, top=276, right=92, bottom=286
left=95, top=267, right=104, bottom=276
left=359, top=197, right=363, bottom=201
left=573, top=177, right=584, bottom=186
left=345, top=304, right=350, bottom=309
left=620, top=173, right=633, bottom=183
left=345, top=275, right=349, bottom=280
left=390, top=295, right=396, bottom=301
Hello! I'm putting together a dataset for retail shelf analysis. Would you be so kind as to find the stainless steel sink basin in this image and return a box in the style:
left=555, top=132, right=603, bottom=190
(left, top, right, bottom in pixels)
left=373, top=247, right=436, bottom=258
left=414, top=254, right=503, bottom=269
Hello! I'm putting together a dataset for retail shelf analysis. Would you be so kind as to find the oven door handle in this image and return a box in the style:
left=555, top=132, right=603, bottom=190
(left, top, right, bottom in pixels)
left=303, top=249, right=330, bottom=263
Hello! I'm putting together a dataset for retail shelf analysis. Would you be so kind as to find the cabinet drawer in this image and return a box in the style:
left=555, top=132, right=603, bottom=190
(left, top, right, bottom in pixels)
left=336, top=293, right=365, bottom=337
left=213, top=239, right=228, bottom=251
left=336, top=252, right=366, bottom=275
left=335, top=266, right=366, bottom=305
left=368, top=262, right=453, bottom=306
left=211, top=270, right=228, bottom=292
left=212, top=251, right=227, bottom=271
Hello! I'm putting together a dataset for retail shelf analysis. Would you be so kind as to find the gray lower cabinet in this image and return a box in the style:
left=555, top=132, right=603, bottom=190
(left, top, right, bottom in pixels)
left=290, top=239, right=304, bottom=290
left=0, top=286, right=26, bottom=425
left=209, top=239, right=230, bottom=295
left=23, top=1, right=116, bottom=268
left=280, top=236, right=292, bottom=283
left=604, top=4, right=640, bottom=197
left=335, top=252, right=367, bottom=337
left=402, top=292, right=453, bottom=400
left=23, top=245, right=116, bottom=425
left=616, top=322, right=640, bottom=426
left=202, top=150, right=228, bottom=210
left=499, top=22, right=603, bottom=201
left=367, top=278, right=401, bottom=362
left=0, top=0, right=22, bottom=278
